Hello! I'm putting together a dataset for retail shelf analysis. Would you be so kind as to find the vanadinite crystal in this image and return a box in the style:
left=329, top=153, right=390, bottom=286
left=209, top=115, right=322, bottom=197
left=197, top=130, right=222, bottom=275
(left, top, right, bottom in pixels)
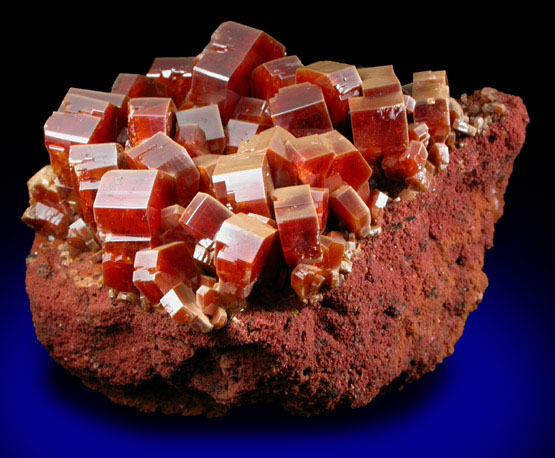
left=175, top=105, right=225, bottom=154
left=329, top=185, right=371, bottom=238
left=291, top=264, right=325, bottom=301
left=179, top=192, right=233, bottom=243
left=67, top=88, right=129, bottom=132
left=358, top=65, right=401, bottom=97
left=286, top=135, right=334, bottom=187
left=251, top=55, right=303, bottom=100
left=231, top=97, right=272, bottom=126
left=412, top=71, right=450, bottom=143
left=224, top=119, right=264, bottom=154
left=59, top=94, right=119, bottom=140
left=174, top=124, right=210, bottom=157
left=160, top=283, right=213, bottom=331
left=269, top=83, right=333, bottom=137
left=310, top=187, right=329, bottom=232
left=381, top=140, right=428, bottom=182
left=189, top=22, right=285, bottom=122
left=111, top=73, right=168, bottom=99
left=147, top=57, right=195, bottom=108
left=127, top=98, right=176, bottom=147
left=296, top=61, right=362, bottom=124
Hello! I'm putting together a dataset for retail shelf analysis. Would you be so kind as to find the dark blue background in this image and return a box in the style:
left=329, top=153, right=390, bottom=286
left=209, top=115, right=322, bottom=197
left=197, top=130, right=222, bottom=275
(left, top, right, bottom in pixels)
left=3, top=6, right=552, bottom=458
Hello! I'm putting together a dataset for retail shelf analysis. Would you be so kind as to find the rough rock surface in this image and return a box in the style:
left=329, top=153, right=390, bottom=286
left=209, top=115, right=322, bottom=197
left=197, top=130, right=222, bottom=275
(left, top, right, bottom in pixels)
left=26, top=92, right=528, bottom=417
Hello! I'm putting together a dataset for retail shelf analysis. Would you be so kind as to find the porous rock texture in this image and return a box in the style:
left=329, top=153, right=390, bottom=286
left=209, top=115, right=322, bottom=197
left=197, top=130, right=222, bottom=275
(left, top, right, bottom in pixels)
left=26, top=91, right=528, bottom=417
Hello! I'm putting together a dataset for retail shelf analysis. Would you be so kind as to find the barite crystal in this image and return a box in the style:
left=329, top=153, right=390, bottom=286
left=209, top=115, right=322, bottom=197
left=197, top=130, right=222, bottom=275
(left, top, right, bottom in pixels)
left=320, top=130, right=372, bottom=192
left=133, top=241, right=199, bottom=304
left=349, top=91, right=409, bottom=164
left=124, top=132, right=199, bottom=206
left=160, top=283, right=213, bottom=331
left=273, top=185, right=322, bottom=265
left=296, top=61, right=362, bottom=124
left=175, top=105, right=225, bottom=154
left=358, top=65, right=401, bottom=97
left=214, top=213, right=277, bottom=296
left=212, top=151, right=274, bottom=217
left=286, top=135, right=334, bottom=187
left=127, top=98, right=177, bottom=147
left=147, top=57, right=195, bottom=108
left=190, top=22, right=285, bottom=122
left=291, top=264, right=325, bottom=301
left=179, top=192, right=233, bottom=242
left=231, top=97, right=272, bottom=126
left=174, top=124, right=210, bottom=157
left=329, top=185, right=371, bottom=238
left=111, top=73, right=168, bottom=99
left=251, top=55, right=303, bottom=100
left=381, top=140, right=428, bottom=182
left=310, top=187, right=329, bottom=232
left=237, top=126, right=297, bottom=188
left=269, top=83, right=333, bottom=137
left=224, top=119, right=264, bottom=154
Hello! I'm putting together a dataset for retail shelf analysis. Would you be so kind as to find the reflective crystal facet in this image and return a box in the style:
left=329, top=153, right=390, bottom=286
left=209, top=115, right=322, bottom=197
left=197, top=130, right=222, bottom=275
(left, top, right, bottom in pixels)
left=349, top=92, right=409, bottom=164
left=318, top=234, right=346, bottom=286
left=367, top=189, right=389, bottom=222
left=269, top=83, right=333, bottom=137
left=127, top=98, right=177, bottom=147
left=190, top=22, right=285, bottom=122
left=147, top=57, right=195, bottom=108
left=59, top=94, right=119, bottom=140
left=251, top=55, right=303, bottom=100
left=296, top=61, right=362, bottom=124
left=428, top=142, right=450, bottom=172
left=22, top=202, right=69, bottom=238
left=358, top=65, right=401, bottom=97
left=67, top=88, right=129, bottom=131
left=286, top=135, right=334, bottom=187
left=174, top=124, right=210, bottom=157
left=310, top=187, right=329, bottom=232
left=160, top=283, right=213, bottom=331
left=381, top=140, right=428, bottom=182
left=193, top=155, right=220, bottom=194
left=27, top=165, right=66, bottom=210
left=67, top=218, right=99, bottom=251
left=329, top=185, right=371, bottom=238
left=224, top=119, right=264, bottom=154
left=111, top=73, right=168, bottom=99
left=212, top=152, right=274, bottom=217
left=176, top=105, right=225, bottom=154
left=291, top=264, right=325, bottom=300
left=231, top=97, right=272, bottom=126
left=273, top=185, right=322, bottom=265
left=179, top=192, right=233, bottom=242
left=413, top=72, right=450, bottom=143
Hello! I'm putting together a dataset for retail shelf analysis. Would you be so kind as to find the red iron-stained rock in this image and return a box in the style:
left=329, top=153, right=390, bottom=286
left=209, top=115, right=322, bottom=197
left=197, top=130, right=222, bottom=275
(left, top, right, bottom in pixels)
left=193, top=155, right=220, bottom=194
left=224, top=119, right=264, bottom=154
left=273, top=184, right=322, bottom=265
left=44, top=112, right=115, bottom=187
left=349, top=92, right=409, bottom=164
left=231, top=97, right=272, bottom=126
left=160, top=283, right=213, bottom=331
left=237, top=126, right=297, bottom=188
left=176, top=105, right=225, bottom=154
left=321, top=130, right=372, bottom=191
left=133, top=241, right=199, bottom=304
left=428, top=142, right=450, bottom=172
left=59, top=94, right=119, bottom=140
left=358, top=65, right=401, bottom=97
left=21, top=202, right=69, bottom=238
left=290, top=263, right=325, bottom=300
left=66, top=218, right=99, bottom=252
left=93, top=170, right=176, bottom=244
left=127, top=98, right=176, bottom=147
left=174, top=124, right=210, bottom=157
left=296, top=61, right=362, bottom=124
left=269, top=83, right=333, bottom=137
left=286, top=135, right=334, bottom=187
left=190, top=21, right=285, bottom=121
left=147, top=57, right=195, bottom=108
left=367, top=189, right=389, bottom=222
left=124, top=132, right=199, bottom=206
left=111, top=73, right=168, bottom=99
left=381, top=140, right=428, bottom=182
left=212, top=152, right=274, bottom=217
left=251, top=55, right=303, bottom=100
left=310, top=187, right=329, bottom=232
left=67, top=87, right=129, bottom=131
left=329, top=185, right=371, bottom=238
left=179, top=192, right=233, bottom=242
left=214, top=213, right=277, bottom=295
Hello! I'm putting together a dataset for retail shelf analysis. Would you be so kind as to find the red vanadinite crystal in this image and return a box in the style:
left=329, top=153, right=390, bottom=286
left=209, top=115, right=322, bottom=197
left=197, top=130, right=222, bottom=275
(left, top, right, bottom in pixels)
left=291, top=264, right=325, bottom=300
left=59, top=94, right=119, bottom=140
left=175, top=105, right=225, bottom=154
left=190, top=22, right=285, bottom=122
left=286, top=135, right=334, bottom=187
left=296, top=61, right=362, bottom=124
left=224, top=119, right=264, bottom=154
left=318, top=234, right=346, bottom=287
left=147, top=57, right=195, bottom=108
left=193, top=155, right=220, bottom=194
left=251, top=55, right=303, bottom=100
left=381, top=140, right=428, bottom=182
left=329, top=185, right=371, bottom=238
left=273, top=185, right=322, bottom=265
left=214, top=213, right=277, bottom=296
left=269, top=83, right=333, bottom=137
left=22, top=202, right=69, bottom=238
left=179, top=192, right=233, bottom=242
left=27, top=166, right=66, bottom=210
left=428, top=142, right=449, bottom=172
left=111, top=73, right=168, bottom=99
left=349, top=91, right=409, bottom=164
left=231, top=97, right=272, bottom=126
left=67, top=88, right=129, bottom=131
left=160, top=283, right=213, bottom=331
left=67, top=218, right=99, bottom=252
left=127, top=97, right=177, bottom=147
left=310, top=187, right=329, bottom=232
left=124, top=132, right=199, bottom=206
left=367, top=189, right=389, bottom=222
left=238, top=126, right=298, bottom=188
left=358, top=65, right=401, bottom=97
left=412, top=71, right=450, bottom=143
left=174, top=124, right=210, bottom=157
left=212, top=151, right=274, bottom=217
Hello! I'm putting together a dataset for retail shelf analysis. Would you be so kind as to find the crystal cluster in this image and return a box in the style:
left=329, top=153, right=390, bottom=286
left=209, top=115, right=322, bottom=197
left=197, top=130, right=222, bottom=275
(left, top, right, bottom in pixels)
left=24, top=20, right=483, bottom=332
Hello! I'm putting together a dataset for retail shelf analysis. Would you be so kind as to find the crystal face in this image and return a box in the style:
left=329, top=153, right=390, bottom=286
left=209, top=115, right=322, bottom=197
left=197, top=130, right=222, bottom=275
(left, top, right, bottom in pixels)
left=381, top=140, right=428, bottom=182
left=124, top=132, right=199, bottom=206
left=22, top=202, right=69, bottom=238
left=127, top=97, right=176, bottom=147
left=310, top=187, right=329, bottom=232
left=147, top=57, right=195, bottom=108
left=59, top=94, right=119, bottom=140
left=291, top=264, right=325, bottom=300
left=174, top=124, right=210, bottom=157
left=329, top=184, right=371, bottom=238
left=27, top=165, right=66, bottom=210
left=179, top=192, right=234, bottom=242
left=428, top=142, right=449, bottom=172
left=190, top=22, right=285, bottom=122
left=273, top=185, right=322, bottom=266
left=286, top=135, right=334, bottom=187
left=193, top=155, right=220, bottom=194
left=67, top=218, right=99, bottom=252
left=212, top=151, right=274, bottom=217
left=231, top=97, right=272, bottom=126
left=175, top=105, right=225, bottom=154
left=269, top=83, right=333, bottom=137
left=93, top=169, right=176, bottom=244
left=412, top=71, right=450, bottom=143
left=349, top=91, right=409, bottom=164
left=214, top=213, right=277, bottom=296
left=251, top=55, right=303, bottom=100
left=358, top=65, right=401, bottom=97
left=296, top=61, right=362, bottom=124
left=67, top=87, right=129, bottom=132
left=224, top=119, right=264, bottom=154
left=160, top=283, right=213, bottom=331
left=111, top=73, right=168, bottom=99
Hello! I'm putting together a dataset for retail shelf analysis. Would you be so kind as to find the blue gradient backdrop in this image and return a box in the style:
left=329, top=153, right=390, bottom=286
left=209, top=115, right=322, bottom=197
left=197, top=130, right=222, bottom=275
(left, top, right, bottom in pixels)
left=3, top=7, right=553, bottom=458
